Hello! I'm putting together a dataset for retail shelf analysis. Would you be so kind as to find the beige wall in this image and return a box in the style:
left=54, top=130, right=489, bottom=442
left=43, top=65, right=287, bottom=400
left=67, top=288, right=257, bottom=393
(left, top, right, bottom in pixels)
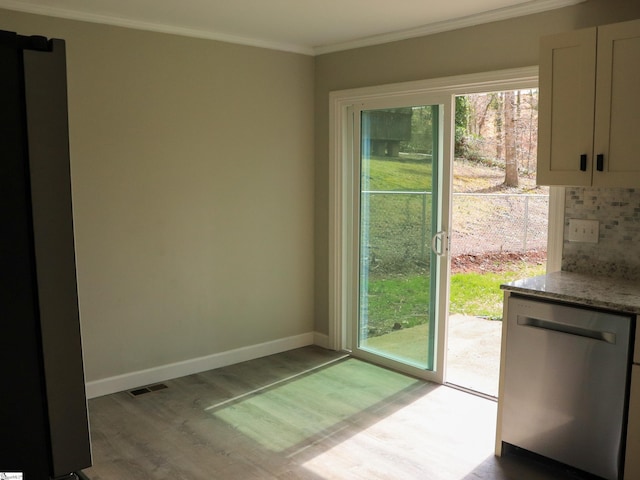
left=313, top=0, right=640, bottom=334
left=0, top=10, right=315, bottom=381
left=4, top=0, right=640, bottom=380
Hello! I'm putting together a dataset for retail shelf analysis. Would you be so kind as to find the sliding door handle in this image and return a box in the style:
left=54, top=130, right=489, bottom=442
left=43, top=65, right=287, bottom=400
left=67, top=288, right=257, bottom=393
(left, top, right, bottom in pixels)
left=596, top=154, right=604, bottom=172
left=580, top=154, right=587, bottom=171
left=431, top=231, right=448, bottom=257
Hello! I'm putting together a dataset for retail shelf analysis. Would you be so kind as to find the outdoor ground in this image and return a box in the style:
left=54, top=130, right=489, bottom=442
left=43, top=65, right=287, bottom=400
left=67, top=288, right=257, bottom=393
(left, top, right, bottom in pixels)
left=450, top=250, right=546, bottom=274
left=363, top=315, right=502, bottom=397
left=452, top=157, right=547, bottom=195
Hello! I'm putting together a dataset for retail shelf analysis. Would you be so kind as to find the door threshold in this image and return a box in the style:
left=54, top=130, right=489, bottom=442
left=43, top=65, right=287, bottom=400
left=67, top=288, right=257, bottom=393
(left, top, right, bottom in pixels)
left=445, top=382, right=497, bottom=402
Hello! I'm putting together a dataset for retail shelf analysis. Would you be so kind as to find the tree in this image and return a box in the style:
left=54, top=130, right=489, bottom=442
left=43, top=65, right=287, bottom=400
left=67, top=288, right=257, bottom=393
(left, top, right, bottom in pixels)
left=503, top=91, right=519, bottom=186
left=454, top=96, right=469, bottom=157
left=495, top=93, right=503, bottom=163
left=473, top=94, right=494, bottom=136
left=455, top=89, right=538, bottom=181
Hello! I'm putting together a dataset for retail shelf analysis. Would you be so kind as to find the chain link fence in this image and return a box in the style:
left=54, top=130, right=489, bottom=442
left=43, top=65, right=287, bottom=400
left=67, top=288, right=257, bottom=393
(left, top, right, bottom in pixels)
left=361, top=192, right=548, bottom=274
left=451, top=193, right=548, bottom=255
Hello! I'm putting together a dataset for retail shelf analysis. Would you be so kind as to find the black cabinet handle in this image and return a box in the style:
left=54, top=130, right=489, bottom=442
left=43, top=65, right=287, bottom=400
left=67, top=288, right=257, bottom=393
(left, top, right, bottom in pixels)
left=597, top=154, right=604, bottom=172
left=580, top=154, right=587, bottom=171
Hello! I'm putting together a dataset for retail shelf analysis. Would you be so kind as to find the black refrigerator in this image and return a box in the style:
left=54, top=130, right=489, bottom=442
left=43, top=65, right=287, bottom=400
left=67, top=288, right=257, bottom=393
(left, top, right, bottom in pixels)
left=0, top=31, right=92, bottom=478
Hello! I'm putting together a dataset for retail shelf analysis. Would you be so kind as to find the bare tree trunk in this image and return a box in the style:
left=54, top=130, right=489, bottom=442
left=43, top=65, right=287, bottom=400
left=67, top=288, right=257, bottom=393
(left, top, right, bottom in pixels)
left=475, top=94, right=493, bottom=136
left=504, top=91, right=519, bottom=187
left=495, top=93, right=504, bottom=162
left=527, top=89, right=537, bottom=171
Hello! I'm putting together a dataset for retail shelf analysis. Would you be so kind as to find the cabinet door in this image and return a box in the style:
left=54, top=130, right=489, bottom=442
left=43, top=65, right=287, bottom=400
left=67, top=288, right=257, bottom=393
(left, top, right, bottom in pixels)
left=593, top=19, right=640, bottom=187
left=626, top=365, right=640, bottom=479
left=537, top=28, right=596, bottom=186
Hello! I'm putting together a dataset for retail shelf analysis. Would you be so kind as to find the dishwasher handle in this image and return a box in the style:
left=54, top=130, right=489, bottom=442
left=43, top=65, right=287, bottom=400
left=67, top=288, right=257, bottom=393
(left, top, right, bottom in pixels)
left=517, top=315, right=616, bottom=344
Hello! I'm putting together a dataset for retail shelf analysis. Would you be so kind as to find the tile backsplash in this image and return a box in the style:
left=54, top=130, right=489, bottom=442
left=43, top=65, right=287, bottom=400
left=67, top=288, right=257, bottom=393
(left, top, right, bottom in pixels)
left=562, top=187, right=640, bottom=280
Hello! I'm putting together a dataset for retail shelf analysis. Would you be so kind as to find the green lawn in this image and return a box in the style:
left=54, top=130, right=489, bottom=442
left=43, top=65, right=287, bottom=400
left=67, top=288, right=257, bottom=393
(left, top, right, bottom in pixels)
left=364, top=156, right=433, bottom=191
left=448, top=263, right=546, bottom=319
left=364, top=275, right=430, bottom=336
left=365, top=261, right=545, bottom=336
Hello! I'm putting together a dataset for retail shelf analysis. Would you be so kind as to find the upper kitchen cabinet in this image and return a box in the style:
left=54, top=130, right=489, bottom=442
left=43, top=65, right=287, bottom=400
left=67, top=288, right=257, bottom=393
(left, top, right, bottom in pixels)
left=537, top=19, right=640, bottom=187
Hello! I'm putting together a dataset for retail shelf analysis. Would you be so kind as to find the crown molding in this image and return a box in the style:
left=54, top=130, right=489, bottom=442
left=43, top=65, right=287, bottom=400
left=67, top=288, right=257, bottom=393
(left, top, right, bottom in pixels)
left=0, top=0, right=585, bottom=56
left=314, top=0, right=586, bottom=55
left=0, top=0, right=315, bottom=55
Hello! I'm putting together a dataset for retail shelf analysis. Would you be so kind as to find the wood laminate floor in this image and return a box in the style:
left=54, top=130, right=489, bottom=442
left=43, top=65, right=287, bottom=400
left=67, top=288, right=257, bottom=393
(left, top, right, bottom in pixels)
left=82, top=346, right=590, bottom=479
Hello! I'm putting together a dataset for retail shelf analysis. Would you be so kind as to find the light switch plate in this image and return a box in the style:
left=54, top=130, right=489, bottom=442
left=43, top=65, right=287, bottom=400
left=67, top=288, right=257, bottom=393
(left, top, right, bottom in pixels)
left=568, top=219, right=599, bottom=243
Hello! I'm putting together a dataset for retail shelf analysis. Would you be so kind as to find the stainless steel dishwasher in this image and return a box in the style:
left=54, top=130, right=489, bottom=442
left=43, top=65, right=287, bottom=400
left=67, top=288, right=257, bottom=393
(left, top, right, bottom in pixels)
left=502, top=295, right=633, bottom=480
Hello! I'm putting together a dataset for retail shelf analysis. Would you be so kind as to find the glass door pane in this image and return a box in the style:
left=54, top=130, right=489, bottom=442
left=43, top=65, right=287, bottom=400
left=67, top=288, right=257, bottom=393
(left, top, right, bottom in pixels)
left=357, top=105, right=441, bottom=370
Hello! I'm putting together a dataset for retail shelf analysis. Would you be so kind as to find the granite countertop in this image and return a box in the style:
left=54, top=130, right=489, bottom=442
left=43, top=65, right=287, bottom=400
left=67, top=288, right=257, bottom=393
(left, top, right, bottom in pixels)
left=501, top=270, right=640, bottom=315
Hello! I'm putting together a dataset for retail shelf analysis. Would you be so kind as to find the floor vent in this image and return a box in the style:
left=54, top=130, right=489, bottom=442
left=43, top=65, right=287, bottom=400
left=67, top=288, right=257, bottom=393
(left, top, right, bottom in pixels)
left=128, top=383, right=168, bottom=397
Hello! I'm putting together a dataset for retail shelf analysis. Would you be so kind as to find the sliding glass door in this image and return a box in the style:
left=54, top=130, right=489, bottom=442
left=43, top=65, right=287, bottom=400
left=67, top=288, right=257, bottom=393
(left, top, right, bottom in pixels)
left=351, top=100, right=448, bottom=377
left=331, top=68, right=551, bottom=387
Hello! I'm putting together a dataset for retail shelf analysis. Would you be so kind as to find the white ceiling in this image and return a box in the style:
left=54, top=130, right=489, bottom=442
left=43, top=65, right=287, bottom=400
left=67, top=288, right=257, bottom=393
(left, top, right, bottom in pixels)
left=0, top=0, right=584, bottom=55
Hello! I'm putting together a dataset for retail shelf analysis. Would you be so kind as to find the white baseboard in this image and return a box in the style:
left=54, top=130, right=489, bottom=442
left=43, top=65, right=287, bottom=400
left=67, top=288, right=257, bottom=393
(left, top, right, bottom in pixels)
left=85, top=332, right=317, bottom=399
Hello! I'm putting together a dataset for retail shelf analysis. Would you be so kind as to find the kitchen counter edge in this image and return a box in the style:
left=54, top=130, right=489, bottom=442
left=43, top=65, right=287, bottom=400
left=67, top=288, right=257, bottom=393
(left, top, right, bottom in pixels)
left=501, top=271, right=640, bottom=315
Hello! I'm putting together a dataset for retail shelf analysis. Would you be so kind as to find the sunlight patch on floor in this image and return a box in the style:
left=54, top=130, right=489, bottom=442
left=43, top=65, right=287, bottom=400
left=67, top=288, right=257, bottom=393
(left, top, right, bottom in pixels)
left=207, top=358, right=421, bottom=453
left=301, top=385, right=498, bottom=480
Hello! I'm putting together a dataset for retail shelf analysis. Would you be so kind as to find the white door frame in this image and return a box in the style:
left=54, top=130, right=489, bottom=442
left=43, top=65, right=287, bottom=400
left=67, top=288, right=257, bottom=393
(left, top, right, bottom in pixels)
left=328, top=67, right=563, bottom=374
